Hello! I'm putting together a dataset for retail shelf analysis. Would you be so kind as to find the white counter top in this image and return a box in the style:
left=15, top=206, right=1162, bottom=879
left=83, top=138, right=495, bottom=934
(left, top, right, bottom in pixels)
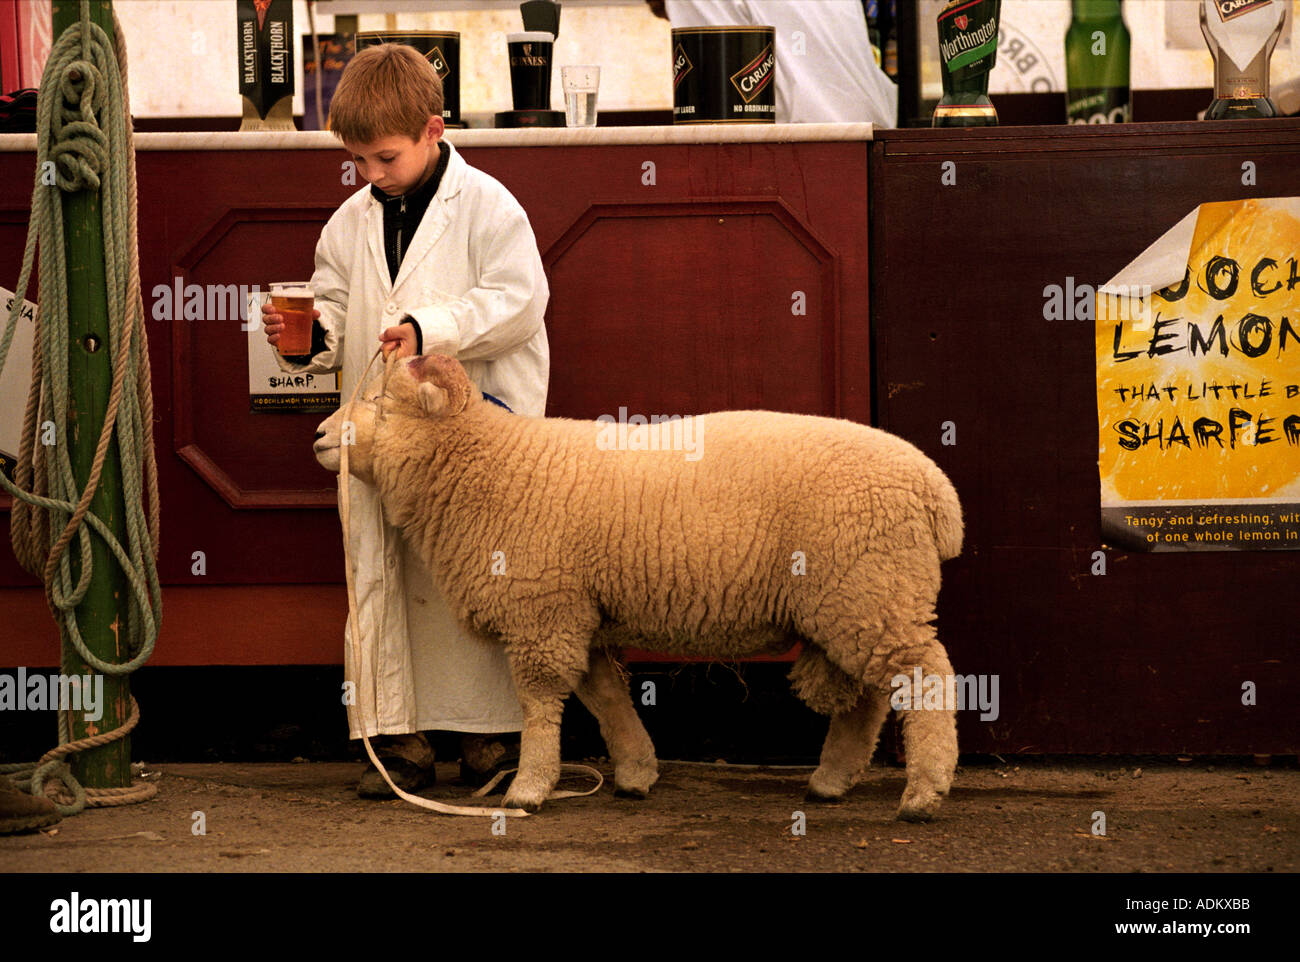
left=0, top=122, right=872, bottom=152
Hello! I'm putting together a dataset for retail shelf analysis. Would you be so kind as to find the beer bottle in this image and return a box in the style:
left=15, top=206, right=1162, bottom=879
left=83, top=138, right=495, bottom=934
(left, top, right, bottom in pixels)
left=1200, top=0, right=1286, bottom=120
left=1065, top=1, right=1131, bottom=124
left=933, top=0, right=1001, bottom=128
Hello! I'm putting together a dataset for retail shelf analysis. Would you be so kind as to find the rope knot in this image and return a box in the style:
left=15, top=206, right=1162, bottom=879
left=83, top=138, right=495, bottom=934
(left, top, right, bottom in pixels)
left=51, top=52, right=108, bottom=192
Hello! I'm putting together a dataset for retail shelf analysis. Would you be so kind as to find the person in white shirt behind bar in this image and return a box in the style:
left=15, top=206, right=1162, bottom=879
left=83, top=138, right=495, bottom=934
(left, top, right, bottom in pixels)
left=649, top=0, right=898, bottom=126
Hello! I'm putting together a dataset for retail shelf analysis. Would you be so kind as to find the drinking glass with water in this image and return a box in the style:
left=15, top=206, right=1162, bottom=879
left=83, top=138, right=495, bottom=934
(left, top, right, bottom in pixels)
left=561, top=65, right=600, bottom=127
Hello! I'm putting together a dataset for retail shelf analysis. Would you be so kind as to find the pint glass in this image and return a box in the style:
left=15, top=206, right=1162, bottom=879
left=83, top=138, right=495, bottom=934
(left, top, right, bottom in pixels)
left=508, top=31, right=554, bottom=110
left=270, top=282, right=314, bottom=356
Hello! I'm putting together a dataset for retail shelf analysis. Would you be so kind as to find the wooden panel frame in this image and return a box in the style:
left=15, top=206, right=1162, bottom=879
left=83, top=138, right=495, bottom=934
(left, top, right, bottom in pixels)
left=541, top=197, right=841, bottom=418
left=170, top=204, right=340, bottom=509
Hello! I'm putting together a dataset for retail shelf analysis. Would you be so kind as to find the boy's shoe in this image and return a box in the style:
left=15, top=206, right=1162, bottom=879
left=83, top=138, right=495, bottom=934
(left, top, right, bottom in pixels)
left=458, top=733, right=520, bottom=793
left=357, top=732, right=437, bottom=799
left=0, top=776, right=62, bottom=834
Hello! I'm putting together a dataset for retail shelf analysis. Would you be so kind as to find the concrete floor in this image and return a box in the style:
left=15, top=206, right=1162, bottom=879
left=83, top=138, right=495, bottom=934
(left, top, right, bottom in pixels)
left=2, top=757, right=1296, bottom=872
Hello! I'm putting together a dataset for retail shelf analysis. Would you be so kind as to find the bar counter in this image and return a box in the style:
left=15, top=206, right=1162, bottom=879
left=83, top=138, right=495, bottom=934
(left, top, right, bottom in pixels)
left=0, top=124, right=873, bottom=663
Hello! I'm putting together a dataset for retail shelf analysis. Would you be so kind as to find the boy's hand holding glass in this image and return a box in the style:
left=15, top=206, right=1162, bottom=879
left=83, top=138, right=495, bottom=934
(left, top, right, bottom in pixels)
left=260, top=302, right=322, bottom=351
left=262, top=282, right=320, bottom=355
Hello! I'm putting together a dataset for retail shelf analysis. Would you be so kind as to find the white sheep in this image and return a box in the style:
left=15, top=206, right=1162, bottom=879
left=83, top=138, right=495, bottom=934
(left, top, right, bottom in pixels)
left=315, top=354, right=964, bottom=821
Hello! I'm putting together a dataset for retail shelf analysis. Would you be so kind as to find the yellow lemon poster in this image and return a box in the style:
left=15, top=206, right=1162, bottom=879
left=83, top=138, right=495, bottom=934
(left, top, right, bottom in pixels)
left=1096, top=197, right=1300, bottom=552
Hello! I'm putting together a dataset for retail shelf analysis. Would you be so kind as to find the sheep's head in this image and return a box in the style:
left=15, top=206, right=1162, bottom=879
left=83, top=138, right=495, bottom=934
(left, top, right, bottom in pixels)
left=312, top=354, right=476, bottom=480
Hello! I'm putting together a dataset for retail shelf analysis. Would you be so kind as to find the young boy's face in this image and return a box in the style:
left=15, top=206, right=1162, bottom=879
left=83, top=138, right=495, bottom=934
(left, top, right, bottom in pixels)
left=344, top=114, right=445, bottom=197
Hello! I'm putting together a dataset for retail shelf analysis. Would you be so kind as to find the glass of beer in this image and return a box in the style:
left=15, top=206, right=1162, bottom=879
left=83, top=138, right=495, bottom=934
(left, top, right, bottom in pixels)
left=507, top=31, right=554, bottom=110
left=270, top=282, right=313, bottom=356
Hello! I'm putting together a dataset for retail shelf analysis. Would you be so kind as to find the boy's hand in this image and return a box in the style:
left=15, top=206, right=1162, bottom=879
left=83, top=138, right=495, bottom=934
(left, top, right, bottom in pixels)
left=261, top=301, right=321, bottom=348
left=379, top=324, right=417, bottom=359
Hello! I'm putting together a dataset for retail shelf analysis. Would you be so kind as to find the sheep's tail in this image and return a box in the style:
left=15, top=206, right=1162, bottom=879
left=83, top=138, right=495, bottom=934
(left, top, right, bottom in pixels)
left=923, top=461, right=964, bottom=561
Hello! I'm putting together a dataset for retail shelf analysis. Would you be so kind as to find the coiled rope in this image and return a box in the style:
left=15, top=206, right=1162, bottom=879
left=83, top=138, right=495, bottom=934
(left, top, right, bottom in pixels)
left=0, top=2, right=159, bottom=814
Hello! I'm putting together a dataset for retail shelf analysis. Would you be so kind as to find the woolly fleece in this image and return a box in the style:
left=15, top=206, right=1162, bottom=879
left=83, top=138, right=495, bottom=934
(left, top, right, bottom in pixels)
left=314, top=354, right=964, bottom=820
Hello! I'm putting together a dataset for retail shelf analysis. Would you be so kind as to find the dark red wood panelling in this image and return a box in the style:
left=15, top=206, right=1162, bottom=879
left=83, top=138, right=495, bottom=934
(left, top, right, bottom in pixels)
left=0, top=137, right=870, bottom=668
left=869, top=119, right=1300, bottom=754
left=2, top=585, right=348, bottom=667
left=172, top=205, right=342, bottom=508
left=541, top=200, right=837, bottom=418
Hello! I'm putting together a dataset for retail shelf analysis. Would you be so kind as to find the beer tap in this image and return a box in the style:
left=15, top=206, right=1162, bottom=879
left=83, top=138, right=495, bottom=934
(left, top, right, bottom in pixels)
left=520, top=1, right=561, bottom=40
left=496, top=0, right=566, bottom=127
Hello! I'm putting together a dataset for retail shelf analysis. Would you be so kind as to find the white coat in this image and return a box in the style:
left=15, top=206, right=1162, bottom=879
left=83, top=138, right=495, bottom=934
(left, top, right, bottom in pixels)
left=273, top=139, right=549, bottom=738
left=664, top=0, right=898, bottom=127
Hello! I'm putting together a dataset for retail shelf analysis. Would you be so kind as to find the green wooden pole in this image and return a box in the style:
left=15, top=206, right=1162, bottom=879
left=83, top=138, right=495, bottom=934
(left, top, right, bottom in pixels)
left=51, top=0, right=130, bottom=789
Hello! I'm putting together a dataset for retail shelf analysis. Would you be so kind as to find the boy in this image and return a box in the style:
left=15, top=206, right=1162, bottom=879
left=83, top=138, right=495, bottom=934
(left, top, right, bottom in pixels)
left=261, top=44, right=549, bottom=796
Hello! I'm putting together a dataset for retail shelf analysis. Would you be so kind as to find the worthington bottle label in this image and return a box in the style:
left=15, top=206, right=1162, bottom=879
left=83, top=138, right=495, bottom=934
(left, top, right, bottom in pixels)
left=938, top=0, right=999, bottom=76
left=933, top=0, right=1001, bottom=127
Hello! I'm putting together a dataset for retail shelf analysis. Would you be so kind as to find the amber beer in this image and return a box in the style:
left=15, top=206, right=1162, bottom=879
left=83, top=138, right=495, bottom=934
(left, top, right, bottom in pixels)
left=271, top=282, right=313, bottom=356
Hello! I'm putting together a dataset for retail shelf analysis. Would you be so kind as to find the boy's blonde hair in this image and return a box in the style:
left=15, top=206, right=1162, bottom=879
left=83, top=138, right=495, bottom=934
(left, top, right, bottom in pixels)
left=329, top=43, right=444, bottom=143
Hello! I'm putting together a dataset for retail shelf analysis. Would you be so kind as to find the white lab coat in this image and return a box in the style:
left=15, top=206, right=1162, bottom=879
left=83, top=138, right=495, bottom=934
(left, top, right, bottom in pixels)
left=274, top=139, right=549, bottom=738
left=664, top=0, right=898, bottom=127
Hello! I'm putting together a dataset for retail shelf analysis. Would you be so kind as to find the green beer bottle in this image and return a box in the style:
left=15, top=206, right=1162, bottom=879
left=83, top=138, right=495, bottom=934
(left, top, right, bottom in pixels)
left=1065, top=0, right=1131, bottom=124
left=933, top=0, right=1002, bottom=128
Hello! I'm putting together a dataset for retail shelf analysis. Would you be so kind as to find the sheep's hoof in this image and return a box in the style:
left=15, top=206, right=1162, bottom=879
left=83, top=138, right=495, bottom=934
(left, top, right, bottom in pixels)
left=612, top=761, right=658, bottom=799
left=805, top=766, right=850, bottom=803
left=896, top=786, right=942, bottom=822
left=503, top=791, right=545, bottom=813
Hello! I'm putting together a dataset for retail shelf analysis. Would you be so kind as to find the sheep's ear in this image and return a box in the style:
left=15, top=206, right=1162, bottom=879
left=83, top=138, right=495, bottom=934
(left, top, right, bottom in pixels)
left=416, top=354, right=472, bottom=416
left=418, top=381, right=454, bottom=418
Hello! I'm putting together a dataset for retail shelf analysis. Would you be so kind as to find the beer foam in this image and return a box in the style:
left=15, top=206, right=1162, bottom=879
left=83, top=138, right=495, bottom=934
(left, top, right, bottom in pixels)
left=272, top=286, right=313, bottom=298
left=507, top=31, right=553, bottom=42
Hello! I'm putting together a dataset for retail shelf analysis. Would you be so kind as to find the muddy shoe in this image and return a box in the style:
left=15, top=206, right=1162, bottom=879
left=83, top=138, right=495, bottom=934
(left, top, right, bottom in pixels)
left=357, top=733, right=436, bottom=799
left=0, top=776, right=62, bottom=835
left=458, top=733, right=520, bottom=793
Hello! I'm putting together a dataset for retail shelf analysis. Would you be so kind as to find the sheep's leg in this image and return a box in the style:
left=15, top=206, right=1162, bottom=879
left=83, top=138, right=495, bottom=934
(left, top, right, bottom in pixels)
left=892, top=636, right=958, bottom=823
left=805, top=688, right=892, bottom=803
left=574, top=649, right=659, bottom=798
left=503, top=688, right=567, bottom=813
left=501, top=635, right=591, bottom=813
left=808, top=607, right=957, bottom=821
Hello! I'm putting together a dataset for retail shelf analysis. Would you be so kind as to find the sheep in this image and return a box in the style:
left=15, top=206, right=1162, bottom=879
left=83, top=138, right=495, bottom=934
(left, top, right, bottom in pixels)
left=314, top=353, right=964, bottom=821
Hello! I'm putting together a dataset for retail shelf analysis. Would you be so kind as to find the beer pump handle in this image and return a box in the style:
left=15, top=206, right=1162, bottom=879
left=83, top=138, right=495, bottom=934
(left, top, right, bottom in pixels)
left=520, top=0, right=561, bottom=40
